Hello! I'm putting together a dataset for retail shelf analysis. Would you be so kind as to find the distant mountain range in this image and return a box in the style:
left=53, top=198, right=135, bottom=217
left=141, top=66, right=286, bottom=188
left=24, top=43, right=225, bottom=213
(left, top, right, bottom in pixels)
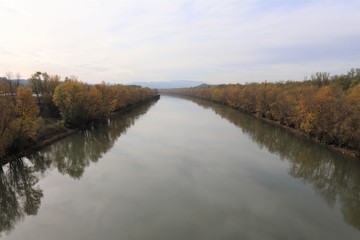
left=128, top=80, right=206, bottom=89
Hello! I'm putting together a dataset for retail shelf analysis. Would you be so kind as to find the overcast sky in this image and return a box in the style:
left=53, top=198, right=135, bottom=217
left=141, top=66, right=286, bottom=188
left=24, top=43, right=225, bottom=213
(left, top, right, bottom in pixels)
left=1, top=0, right=359, bottom=84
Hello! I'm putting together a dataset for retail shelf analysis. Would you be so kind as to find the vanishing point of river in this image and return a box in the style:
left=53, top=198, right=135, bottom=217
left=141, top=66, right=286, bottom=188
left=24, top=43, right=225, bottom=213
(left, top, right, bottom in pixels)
left=1, top=95, right=360, bottom=240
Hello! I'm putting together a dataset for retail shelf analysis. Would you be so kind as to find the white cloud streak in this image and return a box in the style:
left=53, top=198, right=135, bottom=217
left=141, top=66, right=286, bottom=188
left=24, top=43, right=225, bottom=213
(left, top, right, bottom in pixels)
left=0, top=0, right=359, bottom=84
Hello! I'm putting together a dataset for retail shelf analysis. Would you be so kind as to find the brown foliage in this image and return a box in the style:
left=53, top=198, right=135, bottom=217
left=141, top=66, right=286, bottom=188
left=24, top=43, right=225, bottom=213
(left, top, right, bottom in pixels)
left=0, top=72, right=157, bottom=158
left=162, top=69, right=360, bottom=158
left=53, top=80, right=157, bottom=127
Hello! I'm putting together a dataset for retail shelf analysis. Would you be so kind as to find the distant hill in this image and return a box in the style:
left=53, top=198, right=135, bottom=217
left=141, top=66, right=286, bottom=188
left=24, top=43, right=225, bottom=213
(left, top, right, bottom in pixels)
left=194, top=83, right=211, bottom=88
left=129, top=80, right=206, bottom=89
left=0, top=78, right=28, bottom=85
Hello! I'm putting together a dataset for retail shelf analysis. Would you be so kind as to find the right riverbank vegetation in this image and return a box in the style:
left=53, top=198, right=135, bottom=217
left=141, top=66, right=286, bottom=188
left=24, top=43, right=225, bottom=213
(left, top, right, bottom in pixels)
left=162, top=69, right=360, bottom=159
left=0, top=72, right=158, bottom=159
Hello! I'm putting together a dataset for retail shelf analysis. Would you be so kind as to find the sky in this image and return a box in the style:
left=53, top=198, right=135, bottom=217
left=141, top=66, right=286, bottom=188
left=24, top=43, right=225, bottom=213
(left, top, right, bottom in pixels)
left=0, top=0, right=359, bottom=84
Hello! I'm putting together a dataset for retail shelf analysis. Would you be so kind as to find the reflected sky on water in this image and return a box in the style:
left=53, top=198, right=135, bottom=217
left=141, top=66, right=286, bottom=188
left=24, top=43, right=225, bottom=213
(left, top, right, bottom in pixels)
left=1, top=96, right=360, bottom=240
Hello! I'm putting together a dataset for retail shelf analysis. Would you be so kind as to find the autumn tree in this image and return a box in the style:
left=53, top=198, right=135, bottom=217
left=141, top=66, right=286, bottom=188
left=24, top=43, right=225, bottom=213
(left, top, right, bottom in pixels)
left=0, top=71, right=157, bottom=158
left=53, top=79, right=157, bottom=127
left=341, top=85, right=360, bottom=154
left=161, top=69, right=360, bottom=158
left=53, top=80, right=87, bottom=126
left=0, top=92, right=16, bottom=156
left=0, top=85, right=40, bottom=156
left=0, top=78, right=21, bottom=156
left=311, top=86, right=345, bottom=144
left=11, top=87, right=40, bottom=150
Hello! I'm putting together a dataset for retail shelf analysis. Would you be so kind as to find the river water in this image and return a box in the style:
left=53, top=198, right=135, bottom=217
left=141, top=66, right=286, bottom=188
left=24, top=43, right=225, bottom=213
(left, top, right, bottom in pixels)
left=1, top=95, right=360, bottom=240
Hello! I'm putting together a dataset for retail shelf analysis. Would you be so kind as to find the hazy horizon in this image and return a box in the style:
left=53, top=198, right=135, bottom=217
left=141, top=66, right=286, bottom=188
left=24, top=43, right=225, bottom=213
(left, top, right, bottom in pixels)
left=1, top=0, right=359, bottom=85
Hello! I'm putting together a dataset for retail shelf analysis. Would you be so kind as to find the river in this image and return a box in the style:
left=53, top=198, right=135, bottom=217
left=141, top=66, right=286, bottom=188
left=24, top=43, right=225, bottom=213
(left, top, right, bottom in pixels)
left=1, top=95, right=360, bottom=240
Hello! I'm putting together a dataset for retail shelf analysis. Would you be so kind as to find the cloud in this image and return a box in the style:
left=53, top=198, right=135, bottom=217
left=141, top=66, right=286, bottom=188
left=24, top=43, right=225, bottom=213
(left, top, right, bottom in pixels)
left=1, top=51, right=19, bottom=56
left=0, top=0, right=359, bottom=83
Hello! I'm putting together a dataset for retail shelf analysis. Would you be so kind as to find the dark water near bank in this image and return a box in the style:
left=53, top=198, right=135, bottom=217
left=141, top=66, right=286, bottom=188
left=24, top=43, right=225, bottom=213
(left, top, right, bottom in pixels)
left=1, top=96, right=360, bottom=240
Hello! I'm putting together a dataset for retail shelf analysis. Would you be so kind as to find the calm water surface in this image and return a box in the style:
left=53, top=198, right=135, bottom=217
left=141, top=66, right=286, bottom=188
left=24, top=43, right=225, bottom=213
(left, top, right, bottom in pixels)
left=1, top=96, right=360, bottom=240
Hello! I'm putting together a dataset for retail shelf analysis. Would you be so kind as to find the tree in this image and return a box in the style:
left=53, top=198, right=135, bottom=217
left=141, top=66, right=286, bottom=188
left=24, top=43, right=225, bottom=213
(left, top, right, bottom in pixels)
left=12, top=87, right=40, bottom=145
left=311, top=72, right=330, bottom=87
left=341, top=85, right=360, bottom=154
left=53, top=80, right=87, bottom=126
left=29, top=72, right=47, bottom=104
left=312, top=86, right=344, bottom=144
left=0, top=96, right=16, bottom=156
left=3, top=72, right=20, bottom=104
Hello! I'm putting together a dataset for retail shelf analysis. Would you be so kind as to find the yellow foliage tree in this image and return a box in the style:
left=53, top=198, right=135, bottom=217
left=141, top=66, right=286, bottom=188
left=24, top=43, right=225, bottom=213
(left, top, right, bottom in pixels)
left=341, top=85, right=360, bottom=152
left=13, top=86, right=40, bottom=140
left=53, top=80, right=87, bottom=126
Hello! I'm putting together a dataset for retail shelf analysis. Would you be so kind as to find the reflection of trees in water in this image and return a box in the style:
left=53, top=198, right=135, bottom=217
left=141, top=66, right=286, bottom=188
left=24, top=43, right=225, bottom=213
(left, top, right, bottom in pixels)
left=0, top=159, right=43, bottom=237
left=188, top=96, right=360, bottom=231
left=39, top=100, right=157, bottom=179
left=0, top=99, right=158, bottom=236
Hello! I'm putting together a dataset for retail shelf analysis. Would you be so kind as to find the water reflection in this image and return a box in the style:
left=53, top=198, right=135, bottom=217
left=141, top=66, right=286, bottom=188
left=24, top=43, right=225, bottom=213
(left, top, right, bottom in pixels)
left=38, top=99, right=158, bottom=179
left=2, top=95, right=360, bottom=238
left=183, top=96, right=360, bottom=231
left=0, top=159, right=43, bottom=237
left=0, top=99, right=158, bottom=236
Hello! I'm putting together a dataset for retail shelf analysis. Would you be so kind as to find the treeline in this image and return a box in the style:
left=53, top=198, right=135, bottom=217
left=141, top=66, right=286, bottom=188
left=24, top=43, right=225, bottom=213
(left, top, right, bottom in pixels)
left=52, top=77, right=157, bottom=126
left=0, top=72, right=158, bottom=158
left=162, top=69, right=360, bottom=158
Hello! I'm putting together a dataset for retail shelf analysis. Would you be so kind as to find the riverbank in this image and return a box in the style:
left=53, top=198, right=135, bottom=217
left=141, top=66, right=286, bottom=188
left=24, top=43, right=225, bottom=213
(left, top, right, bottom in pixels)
left=0, top=94, right=160, bottom=165
left=112, top=94, right=160, bottom=114
left=0, top=127, right=78, bottom=165
left=163, top=93, right=359, bottom=161
left=257, top=114, right=358, bottom=160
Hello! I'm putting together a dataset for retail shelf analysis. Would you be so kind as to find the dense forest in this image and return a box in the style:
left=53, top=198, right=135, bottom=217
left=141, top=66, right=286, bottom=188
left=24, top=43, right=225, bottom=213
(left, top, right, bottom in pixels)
left=0, top=72, right=158, bottom=158
left=162, top=69, right=360, bottom=159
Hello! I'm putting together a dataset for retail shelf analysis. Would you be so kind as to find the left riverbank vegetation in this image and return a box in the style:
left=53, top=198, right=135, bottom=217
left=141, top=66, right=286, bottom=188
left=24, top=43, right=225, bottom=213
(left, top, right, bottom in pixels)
left=162, top=68, right=360, bottom=159
left=0, top=71, right=158, bottom=159
left=0, top=100, right=157, bottom=236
